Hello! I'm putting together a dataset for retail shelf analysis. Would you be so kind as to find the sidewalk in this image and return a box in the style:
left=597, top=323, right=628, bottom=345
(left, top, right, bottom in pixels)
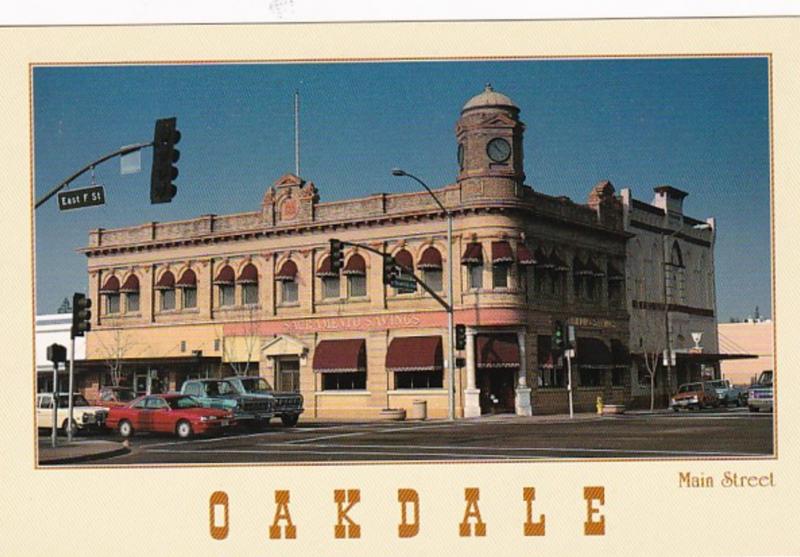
left=38, top=438, right=130, bottom=465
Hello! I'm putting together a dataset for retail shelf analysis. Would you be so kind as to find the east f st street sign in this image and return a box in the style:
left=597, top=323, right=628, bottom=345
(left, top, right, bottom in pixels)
left=57, top=185, right=106, bottom=211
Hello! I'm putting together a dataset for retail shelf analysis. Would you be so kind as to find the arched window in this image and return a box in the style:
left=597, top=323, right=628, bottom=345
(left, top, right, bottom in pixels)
left=276, top=260, right=298, bottom=304
left=120, top=274, right=140, bottom=313
left=317, top=255, right=340, bottom=300
left=214, top=265, right=235, bottom=307
left=343, top=254, right=367, bottom=298
left=176, top=269, right=197, bottom=309
left=100, top=275, right=121, bottom=315
left=461, top=242, right=483, bottom=290
left=393, top=249, right=416, bottom=293
left=418, top=246, right=443, bottom=292
left=154, top=271, right=176, bottom=311
left=237, top=263, right=259, bottom=305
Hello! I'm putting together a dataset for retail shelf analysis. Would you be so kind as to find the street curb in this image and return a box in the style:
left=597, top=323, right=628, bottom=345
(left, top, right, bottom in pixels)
left=39, top=445, right=130, bottom=466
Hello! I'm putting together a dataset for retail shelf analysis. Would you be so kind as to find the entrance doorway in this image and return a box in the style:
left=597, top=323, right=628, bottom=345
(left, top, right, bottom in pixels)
left=274, top=357, right=300, bottom=393
left=477, top=368, right=516, bottom=414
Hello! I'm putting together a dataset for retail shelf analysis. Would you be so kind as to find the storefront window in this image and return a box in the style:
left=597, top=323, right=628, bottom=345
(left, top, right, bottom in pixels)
left=469, top=264, right=483, bottom=289
left=322, top=372, right=366, bottom=390
left=395, top=371, right=443, bottom=389
left=578, top=368, right=604, bottom=387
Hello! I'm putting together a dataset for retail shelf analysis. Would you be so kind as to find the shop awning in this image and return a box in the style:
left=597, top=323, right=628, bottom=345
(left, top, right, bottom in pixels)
left=534, top=248, right=554, bottom=269
left=313, top=339, right=366, bottom=373
left=119, top=275, right=140, bottom=293
left=607, top=263, right=625, bottom=282
left=393, top=249, right=414, bottom=271
left=491, top=241, right=514, bottom=264
left=275, top=260, right=297, bottom=282
left=461, top=243, right=483, bottom=266
left=574, top=259, right=592, bottom=276
left=675, top=352, right=758, bottom=363
left=588, top=259, right=605, bottom=277
left=214, top=265, right=235, bottom=285
left=476, top=334, right=520, bottom=369
left=316, top=256, right=337, bottom=278
left=517, top=244, right=536, bottom=265
left=418, top=247, right=442, bottom=270
left=342, top=254, right=366, bottom=276
left=576, top=337, right=613, bottom=368
left=237, top=263, right=259, bottom=284
left=154, top=271, right=175, bottom=290
left=611, top=339, right=631, bottom=367
left=386, top=336, right=443, bottom=372
left=100, top=275, right=120, bottom=293
left=176, top=269, right=197, bottom=288
left=550, top=252, right=570, bottom=272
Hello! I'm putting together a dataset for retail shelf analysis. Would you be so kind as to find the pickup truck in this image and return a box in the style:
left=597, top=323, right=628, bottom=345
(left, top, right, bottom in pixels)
left=225, top=376, right=304, bottom=427
left=706, top=379, right=746, bottom=407
left=179, top=379, right=275, bottom=426
left=748, top=370, right=773, bottom=413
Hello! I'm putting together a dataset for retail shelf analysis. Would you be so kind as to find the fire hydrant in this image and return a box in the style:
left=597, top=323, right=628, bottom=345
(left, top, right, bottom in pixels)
left=596, top=396, right=604, bottom=415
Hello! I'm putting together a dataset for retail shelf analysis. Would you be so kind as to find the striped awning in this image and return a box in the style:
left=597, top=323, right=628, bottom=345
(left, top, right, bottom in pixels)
left=214, top=265, right=235, bottom=285
left=342, top=254, right=366, bottom=276
left=476, top=334, right=520, bottom=369
left=100, top=275, right=120, bottom=293
left=461, top=243, right=483, bottom=266
left=154, top=271, right=175, bottom=290
left=491, top=241, right=514, bottom=264
left=317, top=256, right=337, bottom=278
left=517, top=244, right=536, bottom=265
left=386, top=336, right=443, bottom=372
left=119, top=275, right=140, bottom=293
left=535, top=248, right=554, bottom=269
left=176, top=269, right=197, bottom=288
left=418, top=247, right=442, bottom=270
left=237, top=263, right=259, bottom=284
left=275, top=260, right=297, bottom=282
left=313, top=339, right=366, bottom=373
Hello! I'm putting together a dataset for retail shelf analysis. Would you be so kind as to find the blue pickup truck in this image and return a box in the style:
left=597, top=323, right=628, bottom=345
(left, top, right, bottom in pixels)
left=225, top=376, right=304, bottom=427
left=179, top=378, right=275, bottom=427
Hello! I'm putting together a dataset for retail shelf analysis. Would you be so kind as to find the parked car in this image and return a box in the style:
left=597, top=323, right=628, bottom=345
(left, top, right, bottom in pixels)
left=748, top=370, right=773, bottom=413
left=225, top=376, right=304, bottom=427
left=106, top=394, right=235, bottom=438
left=179, top=378, right=274, bottom=427
left=670, top=382, right=719, bottom=411
left=91, top=386, right=137, bottom=408
left=706, top=379, right=746, bottom=407
left=36, top=393, right=108, bottom=433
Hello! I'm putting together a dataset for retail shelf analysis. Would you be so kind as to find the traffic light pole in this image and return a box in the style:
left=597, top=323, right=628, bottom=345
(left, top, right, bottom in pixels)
left=67, top=337, right=75, bottom=442
left=566, top=352, right=574, bottom=419
left=51, top=361, right=58, bottom=448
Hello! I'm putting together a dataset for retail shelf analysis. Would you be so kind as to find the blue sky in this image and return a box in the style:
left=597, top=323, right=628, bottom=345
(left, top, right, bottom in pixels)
left=33, top=58, right=771, bottom=320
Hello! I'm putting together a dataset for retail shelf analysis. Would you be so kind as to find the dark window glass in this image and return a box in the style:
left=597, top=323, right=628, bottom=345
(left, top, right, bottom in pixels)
left=322, top=372, right=366, bottom=391
left=492, top=264, right=509, bottom=289
left=394, top=371, right=443, bottom=389
left=469, top=264, right=483, bottom=289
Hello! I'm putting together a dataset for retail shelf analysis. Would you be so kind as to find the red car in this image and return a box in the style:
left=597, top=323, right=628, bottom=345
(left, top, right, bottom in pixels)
left=106, top=394, right=235, bottom=439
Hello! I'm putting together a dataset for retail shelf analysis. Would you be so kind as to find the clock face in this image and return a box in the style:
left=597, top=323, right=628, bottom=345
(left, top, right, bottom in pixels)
left=457, top=143, right=464, bottom=169
left=486, top=137, right=511, bottom=163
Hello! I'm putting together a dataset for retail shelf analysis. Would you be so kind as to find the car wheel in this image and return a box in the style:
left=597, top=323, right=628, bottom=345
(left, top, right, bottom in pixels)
left=118, top=420, right=134, bottom=438
left=281, top=414, right=299, bottom=427
left=61, top=418, right=76, bottom=436
left=175, top=420, right=193, bottom=439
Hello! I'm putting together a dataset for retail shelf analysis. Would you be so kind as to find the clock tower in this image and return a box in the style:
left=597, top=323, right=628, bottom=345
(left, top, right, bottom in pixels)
left=456, top=84, right=526, bottom=198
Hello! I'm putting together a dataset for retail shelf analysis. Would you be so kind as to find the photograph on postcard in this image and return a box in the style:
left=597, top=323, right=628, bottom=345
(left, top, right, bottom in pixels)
left=31, top=57, right=773, bottom=466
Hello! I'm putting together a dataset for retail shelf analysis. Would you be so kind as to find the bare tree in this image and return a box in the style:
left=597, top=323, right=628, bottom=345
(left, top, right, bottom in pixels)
left=218, top=306, right=262, bottom=377
left=95, top=323, right=140, bottom=387
left=641, top=350, right=662, bottom=411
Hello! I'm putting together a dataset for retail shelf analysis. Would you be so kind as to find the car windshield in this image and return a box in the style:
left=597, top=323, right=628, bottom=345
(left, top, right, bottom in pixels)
left=204, top=381, right=235, bottom=396
left=56, top=395, right=89, bottom=407
left=166, top=396, right=202, bottom=409
left=678, top=384, right=701, bottom=393
left=114, top=390, right=136, bottom=402
left=239, top=378, right=273, bottom=393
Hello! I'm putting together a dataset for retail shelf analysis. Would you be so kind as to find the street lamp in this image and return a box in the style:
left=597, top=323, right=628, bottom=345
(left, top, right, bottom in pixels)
left=662, top=222, right=712, bottom=393
left=392, top=168, right=456, bottom=421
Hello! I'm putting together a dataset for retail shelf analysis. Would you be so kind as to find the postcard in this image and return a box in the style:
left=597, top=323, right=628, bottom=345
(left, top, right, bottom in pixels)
left=1, top=17, right=796, bottom=557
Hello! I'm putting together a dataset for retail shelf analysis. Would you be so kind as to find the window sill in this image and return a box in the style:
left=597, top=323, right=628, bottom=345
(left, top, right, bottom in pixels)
left=278, top=302, right=301, bottom=308
left=314, top=390, right=372, bottom=396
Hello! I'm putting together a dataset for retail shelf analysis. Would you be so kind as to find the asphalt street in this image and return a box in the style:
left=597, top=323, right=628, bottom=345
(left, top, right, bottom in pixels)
left=53, top=407, right=774, bottom=465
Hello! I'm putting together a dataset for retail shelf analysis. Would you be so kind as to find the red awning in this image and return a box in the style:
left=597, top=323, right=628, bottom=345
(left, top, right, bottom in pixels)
left=342, top=254, right=366, bottom=276
left=317, top=256, right=337, bottom=278
left=214, top=265, right=235, bottom=285
left=418, top=247, right=442, bottom=270
left=517, top=244, right=536, bottom=265
left=476, top=334, right=520, bottom=369
left=393, top=249, right=414, bottom=272
left=491, top=241, right=514, bottom=264
left=576, top=338, right=612, bottom=368
left=154, top=271, right=175, bottom=290
left=461, top=243, right=483, bottom=266
left=386, top=336, right=443, bottom=372
left=313, top=339, right=367, bottom=373
left=237, top=263, right=259, bottom=284
left=176, top=269, right=197, bottom=288
left=100, top=275, right=120, bottom=293
left=275, top=260, right=297, bottom=282
left=119, top=275, right=140, bottom=293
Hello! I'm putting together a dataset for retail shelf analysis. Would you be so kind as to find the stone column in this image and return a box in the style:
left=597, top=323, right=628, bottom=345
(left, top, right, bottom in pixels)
left=515, top=330, right=533, bottom=416
left=463, top=328, right=481, bottom=418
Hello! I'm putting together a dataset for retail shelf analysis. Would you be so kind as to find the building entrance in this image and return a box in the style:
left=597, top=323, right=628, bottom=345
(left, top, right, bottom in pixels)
left=477, top=368, right=516, bottom=414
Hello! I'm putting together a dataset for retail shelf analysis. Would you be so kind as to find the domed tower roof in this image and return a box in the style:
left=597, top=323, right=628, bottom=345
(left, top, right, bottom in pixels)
left=462, top=83, right=518, bottom=112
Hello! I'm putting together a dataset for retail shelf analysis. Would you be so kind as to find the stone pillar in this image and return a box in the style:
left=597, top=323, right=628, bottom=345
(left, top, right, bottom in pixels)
left=515, top=330, right=532, bottom=416
left=463, top=328, right=481, bottom=418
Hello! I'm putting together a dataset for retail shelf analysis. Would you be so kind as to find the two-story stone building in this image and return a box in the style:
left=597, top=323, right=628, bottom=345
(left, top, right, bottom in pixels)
left=78, top=85, right=635, bottom=419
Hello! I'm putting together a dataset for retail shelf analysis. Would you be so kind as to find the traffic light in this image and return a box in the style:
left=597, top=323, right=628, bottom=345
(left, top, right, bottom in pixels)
left=329, top=239, right=344, bottom=273
left=552, top=320, right=565, bottom=352
left=383, top=254, right=400, bottom=286
left=150, top=117, right=181, bottom=204
left=71, top=293, right=92, bottom=339
left=455, top=324, right=467, bottom=350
